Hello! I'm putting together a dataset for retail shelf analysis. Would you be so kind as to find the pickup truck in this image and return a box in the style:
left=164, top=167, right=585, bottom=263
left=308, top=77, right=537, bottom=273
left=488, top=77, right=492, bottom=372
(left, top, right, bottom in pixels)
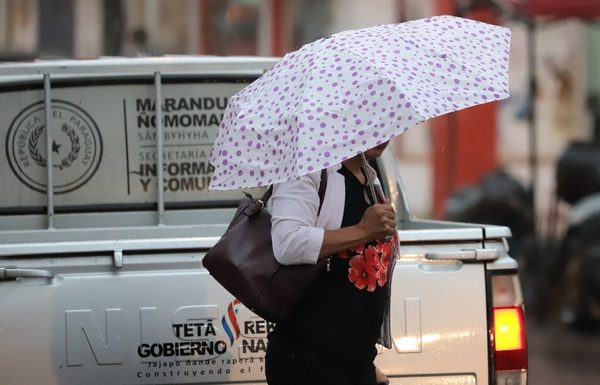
left=0, top=57, right=527, bottom=385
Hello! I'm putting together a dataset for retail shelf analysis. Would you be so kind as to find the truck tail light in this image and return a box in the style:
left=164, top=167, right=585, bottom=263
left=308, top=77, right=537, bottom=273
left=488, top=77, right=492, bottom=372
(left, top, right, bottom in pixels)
left=494, top=306, right=527, bottom=370
left=490, top=273, right=528, bottom=384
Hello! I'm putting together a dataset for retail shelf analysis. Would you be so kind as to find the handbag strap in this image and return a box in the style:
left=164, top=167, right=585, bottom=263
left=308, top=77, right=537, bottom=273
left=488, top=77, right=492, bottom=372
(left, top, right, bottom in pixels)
left=316, top=169, right=328, bottom=216
left=259, top=169, right=328, bottom=215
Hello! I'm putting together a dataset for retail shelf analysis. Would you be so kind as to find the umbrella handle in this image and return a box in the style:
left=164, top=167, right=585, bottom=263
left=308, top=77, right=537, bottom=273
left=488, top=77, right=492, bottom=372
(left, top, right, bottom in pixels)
left=361, top=153, right=392, bottom=241
left=361, top=153, right=378, bottom=206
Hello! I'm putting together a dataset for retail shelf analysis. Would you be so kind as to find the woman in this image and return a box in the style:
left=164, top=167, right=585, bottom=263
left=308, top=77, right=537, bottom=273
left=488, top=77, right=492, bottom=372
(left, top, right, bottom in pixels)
left=265, top=141, right=398, bottom=385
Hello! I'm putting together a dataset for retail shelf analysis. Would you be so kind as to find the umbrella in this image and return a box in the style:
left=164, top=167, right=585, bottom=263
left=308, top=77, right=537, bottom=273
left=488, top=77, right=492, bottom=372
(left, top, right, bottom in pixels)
left=209, top=15, right=511, bottom=190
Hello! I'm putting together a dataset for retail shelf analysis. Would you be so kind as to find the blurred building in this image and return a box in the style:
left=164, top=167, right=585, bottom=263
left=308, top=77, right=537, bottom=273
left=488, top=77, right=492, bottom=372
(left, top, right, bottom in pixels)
left=0, top=0, right=598, bottom=232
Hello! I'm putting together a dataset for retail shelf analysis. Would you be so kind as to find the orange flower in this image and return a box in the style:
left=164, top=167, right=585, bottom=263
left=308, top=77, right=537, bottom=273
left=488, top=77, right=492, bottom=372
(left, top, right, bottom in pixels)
left=364, top=245, right=379, bottom=266
left=339, top=242, right=366, bottom=260
left=348, top=254, right=378, bottom=292
left=379, top=244, right=392, bottom=268
left=377, top=267, right=388, bottom=287
left=338, top=249, right=349, bottom=259
left=350, top=243, right=365, bottom=255
left=378, top=233, right=398, bottom=270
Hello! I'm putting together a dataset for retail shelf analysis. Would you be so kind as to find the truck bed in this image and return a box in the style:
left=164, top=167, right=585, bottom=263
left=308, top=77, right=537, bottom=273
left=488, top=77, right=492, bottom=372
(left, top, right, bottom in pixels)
left=0, top=212, right=512, bottom=385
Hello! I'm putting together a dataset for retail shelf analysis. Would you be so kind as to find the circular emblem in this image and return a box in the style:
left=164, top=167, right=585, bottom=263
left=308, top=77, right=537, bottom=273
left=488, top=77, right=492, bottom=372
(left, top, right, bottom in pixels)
left=6, top=100, right=103, bottom=194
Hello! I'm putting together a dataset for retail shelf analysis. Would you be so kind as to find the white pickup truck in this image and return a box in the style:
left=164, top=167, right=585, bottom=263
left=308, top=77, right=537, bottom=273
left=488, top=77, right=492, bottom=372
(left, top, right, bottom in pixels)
left=0, top=57, right=527, bottom=385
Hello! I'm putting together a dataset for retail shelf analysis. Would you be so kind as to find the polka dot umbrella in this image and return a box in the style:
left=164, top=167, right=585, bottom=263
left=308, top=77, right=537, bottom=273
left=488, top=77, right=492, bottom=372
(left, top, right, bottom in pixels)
left=209, top=15, right=511, bottom=190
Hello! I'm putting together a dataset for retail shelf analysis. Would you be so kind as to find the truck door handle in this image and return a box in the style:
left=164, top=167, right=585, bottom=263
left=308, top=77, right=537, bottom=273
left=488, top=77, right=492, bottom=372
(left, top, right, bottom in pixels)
left=425, top=249, right=498, bottom=261
left=0, top=266, right=54, bottom=280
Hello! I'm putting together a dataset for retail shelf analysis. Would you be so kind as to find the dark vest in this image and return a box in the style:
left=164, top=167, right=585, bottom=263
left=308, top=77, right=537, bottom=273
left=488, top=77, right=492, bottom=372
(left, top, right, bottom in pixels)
left=279, top=165, right=392, bottom=362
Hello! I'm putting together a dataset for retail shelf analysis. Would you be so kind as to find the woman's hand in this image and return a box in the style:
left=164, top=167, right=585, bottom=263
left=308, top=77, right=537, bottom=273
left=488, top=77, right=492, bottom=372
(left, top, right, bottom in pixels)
left=318, top=200, right=396, bottom=259
left=357, top=201, right=396, bottom=241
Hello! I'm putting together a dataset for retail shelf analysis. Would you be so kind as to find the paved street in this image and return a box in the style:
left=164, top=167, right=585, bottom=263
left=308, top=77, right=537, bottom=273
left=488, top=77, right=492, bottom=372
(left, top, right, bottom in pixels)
left=527, top=319, right=600, bottom=385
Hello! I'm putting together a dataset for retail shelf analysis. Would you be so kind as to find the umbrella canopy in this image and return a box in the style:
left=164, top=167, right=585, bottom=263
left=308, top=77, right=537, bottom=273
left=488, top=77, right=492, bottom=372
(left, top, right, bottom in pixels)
left=209, top=15, right=511, bottom=190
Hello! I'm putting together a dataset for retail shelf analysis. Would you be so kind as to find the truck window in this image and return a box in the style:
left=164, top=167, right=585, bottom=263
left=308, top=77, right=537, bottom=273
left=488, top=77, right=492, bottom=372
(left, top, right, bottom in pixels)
left=0, top=74, right=267, bottom=216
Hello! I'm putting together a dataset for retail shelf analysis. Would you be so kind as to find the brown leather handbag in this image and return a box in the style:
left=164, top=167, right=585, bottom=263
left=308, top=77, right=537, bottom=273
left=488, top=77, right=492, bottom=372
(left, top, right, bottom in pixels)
left=202, top=170, right=328, bottom=322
